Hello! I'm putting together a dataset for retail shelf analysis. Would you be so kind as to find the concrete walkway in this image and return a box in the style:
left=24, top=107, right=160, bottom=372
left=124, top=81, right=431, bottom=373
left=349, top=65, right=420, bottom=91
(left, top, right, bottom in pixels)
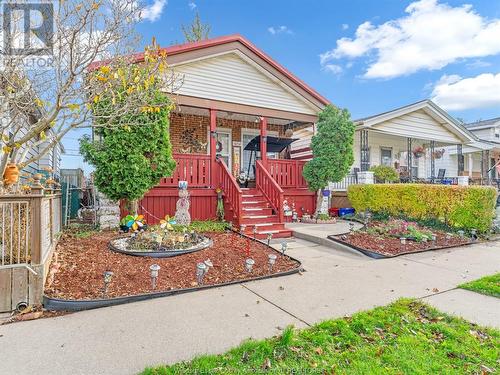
left=0, top=238, right=499, bottom=375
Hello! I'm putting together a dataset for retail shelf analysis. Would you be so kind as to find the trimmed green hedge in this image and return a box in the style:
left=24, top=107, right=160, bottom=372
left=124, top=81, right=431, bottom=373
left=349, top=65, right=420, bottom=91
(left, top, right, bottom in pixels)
left=348, top=184, right=497, bottom=232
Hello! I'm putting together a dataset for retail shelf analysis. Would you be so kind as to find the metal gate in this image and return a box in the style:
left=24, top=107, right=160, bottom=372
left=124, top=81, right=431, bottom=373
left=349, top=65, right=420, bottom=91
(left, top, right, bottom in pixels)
left=0, top=200, right=34, bottom=312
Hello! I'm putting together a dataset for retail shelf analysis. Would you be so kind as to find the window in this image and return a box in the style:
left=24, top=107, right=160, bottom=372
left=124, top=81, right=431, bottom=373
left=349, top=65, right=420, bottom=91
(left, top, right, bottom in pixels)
left=495, top=129, right=500, bottom=139
left=380, top=147, right=392, bottom=167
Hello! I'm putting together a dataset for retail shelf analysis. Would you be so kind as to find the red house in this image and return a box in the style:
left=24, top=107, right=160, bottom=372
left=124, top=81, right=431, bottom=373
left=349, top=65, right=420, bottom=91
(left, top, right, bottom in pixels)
left=123, top=35, right=329, bottom=238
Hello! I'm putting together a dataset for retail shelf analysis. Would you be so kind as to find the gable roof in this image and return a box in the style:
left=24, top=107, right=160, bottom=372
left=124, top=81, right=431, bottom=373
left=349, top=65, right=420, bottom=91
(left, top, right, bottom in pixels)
left=354, top=99, right=476, bottom=144
left=464, top=116, right=500, bottom=130
left=89, top=34, right=330, bottom=110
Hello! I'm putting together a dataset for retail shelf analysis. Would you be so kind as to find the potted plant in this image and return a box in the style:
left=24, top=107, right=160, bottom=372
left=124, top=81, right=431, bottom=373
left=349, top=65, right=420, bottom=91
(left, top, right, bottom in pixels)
left=215, top=187, right=224, bottom=220
left=369, top=165, right=399, bottom=183
left=236, top=171, right=249, bottom=188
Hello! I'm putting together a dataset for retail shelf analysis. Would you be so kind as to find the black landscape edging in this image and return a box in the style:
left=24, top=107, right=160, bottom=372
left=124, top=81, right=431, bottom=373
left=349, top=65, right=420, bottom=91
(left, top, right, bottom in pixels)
left=327, top=235, right=475, bottom=259
left=43, top=231, right=301, bottom=312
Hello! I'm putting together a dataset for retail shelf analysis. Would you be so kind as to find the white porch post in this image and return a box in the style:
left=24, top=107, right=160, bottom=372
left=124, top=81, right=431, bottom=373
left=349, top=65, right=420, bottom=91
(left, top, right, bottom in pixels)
left=468, top=154, right=473, bottom=178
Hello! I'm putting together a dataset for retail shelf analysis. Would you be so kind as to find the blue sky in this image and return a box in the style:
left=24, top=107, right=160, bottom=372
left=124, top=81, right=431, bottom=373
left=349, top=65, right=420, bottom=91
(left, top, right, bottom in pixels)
left=63, top=0, right=500, bottom=171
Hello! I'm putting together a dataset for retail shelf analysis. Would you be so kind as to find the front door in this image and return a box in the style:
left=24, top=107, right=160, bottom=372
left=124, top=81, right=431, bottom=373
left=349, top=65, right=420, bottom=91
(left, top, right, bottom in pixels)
left=242, top=132, right=257, bottom=178
left=216, top=129, right=232, bottom=170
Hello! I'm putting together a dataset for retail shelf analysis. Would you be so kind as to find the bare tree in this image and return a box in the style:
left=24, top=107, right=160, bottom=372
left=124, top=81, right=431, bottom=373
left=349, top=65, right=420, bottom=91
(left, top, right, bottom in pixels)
left=181, top=11, right=211, bottom=42
left=0, top=0, right=181, bottom=177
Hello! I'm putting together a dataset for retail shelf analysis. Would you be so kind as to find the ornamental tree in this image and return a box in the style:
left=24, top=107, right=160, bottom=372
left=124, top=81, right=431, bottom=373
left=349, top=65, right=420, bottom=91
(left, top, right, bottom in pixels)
left=80, top=86, right=176, bottom=215
left=303, top=105, right=355, bottom=193
left=0, top=1, right=180, bottom=176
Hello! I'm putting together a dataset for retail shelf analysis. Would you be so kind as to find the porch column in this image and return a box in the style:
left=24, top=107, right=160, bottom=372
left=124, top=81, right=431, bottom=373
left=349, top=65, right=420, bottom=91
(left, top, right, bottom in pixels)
left=407, top=138, right=413, bottom=182
left=260, top=116, right=268, bottom=166
left=481, top=150, right=490, bottom=184
left=457, top=144, right=464, bottom=176
left=468, top=154, right=473, bottom=178
left=430, top=141, right=436, bottom=179
left=360, top=129, right=369, bottom=171
left=210, top=108, right=217, bottom=187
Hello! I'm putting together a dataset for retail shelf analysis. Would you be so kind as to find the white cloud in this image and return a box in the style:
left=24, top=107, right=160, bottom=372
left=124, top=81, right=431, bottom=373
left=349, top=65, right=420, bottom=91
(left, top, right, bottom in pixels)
left=321, top=0, right=500, bottom=79
left=323, top=64, right=343, bottom=75
left=431, top=72, right=500, bottom=110
left=341, top=24, right=349, bottom=30
left=268, top=26, right=293, bottom=35
left=466, top=59, right=492, bottom=69
left=141, top=0, right=167, bottom=22
left=188, top=2, right=196, bottom=10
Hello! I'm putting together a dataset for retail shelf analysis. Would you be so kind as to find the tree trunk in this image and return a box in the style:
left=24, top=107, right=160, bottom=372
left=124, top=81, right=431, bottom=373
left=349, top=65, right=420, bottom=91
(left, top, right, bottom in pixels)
left=125, top=199, right=139, bottom=216
left=314, top=189, right=323, bottom=217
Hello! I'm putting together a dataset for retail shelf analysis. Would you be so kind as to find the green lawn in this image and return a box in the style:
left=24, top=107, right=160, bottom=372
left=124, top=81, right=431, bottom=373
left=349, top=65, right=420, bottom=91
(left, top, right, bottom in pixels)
left=141, top=299, right=499, bottom=374
left=460, top=273, right=500, bottom=298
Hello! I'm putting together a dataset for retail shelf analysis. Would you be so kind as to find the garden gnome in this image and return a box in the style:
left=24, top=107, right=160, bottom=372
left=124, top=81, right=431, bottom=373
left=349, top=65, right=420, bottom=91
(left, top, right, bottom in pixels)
left=174, top=181, right=191, bottom=226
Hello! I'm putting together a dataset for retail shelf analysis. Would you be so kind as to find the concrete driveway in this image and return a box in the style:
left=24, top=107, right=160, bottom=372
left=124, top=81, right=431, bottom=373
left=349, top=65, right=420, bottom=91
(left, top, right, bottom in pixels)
left=1, top=237, right=499, bottom=375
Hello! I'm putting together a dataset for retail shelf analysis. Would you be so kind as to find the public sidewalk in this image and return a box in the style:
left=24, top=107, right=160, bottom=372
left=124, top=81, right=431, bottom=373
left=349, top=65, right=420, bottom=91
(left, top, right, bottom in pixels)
left=0, top=236, right=499, bottom=375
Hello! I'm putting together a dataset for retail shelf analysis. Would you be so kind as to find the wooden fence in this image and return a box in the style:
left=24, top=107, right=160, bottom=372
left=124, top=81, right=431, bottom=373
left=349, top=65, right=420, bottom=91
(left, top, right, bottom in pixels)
left=0, top=187, right=62, bottom=312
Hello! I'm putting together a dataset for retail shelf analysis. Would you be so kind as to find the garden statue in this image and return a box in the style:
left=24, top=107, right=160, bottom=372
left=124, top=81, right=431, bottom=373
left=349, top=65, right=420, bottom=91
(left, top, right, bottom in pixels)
left=283, top=199, right=292, bottom=218
left=319, top=189, right=330, bottom=215
left=174, top=181, right=191, bottom=226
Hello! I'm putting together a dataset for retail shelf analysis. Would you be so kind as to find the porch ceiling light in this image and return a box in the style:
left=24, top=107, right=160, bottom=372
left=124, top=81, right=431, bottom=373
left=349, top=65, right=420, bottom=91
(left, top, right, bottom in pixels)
left=268, top=254, right=277, bottom=272
left=245, top=258, right=255, bottom=273
left=196, top=262, right=207, bottom=285
left=149, top=264, right=161, bottom=290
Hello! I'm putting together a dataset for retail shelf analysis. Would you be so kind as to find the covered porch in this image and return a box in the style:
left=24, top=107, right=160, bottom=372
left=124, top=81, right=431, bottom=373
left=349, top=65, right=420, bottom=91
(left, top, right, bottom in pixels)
left=330, top=100, right=478, bottom=190
left=138, top=105, right=317, bottom=237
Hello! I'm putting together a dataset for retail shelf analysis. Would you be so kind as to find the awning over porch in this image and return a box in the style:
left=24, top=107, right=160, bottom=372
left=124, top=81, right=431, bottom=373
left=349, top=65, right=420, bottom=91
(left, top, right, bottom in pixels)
left=243, top=135, right=297, bottom=153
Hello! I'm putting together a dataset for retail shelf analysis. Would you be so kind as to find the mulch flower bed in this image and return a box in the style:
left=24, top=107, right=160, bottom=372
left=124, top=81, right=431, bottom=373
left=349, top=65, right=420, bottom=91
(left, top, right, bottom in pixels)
left=45, top=231, right=299, bottom=300
left=333, top=220, right=472, bottom=257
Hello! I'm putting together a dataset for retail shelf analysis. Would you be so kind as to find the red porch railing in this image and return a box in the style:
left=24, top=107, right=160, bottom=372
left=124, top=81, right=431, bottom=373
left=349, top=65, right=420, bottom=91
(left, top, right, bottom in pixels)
left=267, top=159, right=308, bottom=189
left=218, top=159, right=242, bottom=224
left=256, top=160, right=284, bottom=222
left=160, top=153, right=211, bottom=187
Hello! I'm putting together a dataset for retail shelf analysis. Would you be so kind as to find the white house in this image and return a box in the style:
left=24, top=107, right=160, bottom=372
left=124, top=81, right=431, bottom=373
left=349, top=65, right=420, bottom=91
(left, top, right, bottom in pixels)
left=0, top=97, right=64, bottom=182
left=291, top=100, right=484, bottom=190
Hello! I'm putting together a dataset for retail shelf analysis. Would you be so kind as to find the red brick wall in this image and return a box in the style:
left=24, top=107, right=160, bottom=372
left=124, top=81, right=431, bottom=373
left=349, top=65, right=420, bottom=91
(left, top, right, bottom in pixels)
left=169, top=112, right=284, bottom=174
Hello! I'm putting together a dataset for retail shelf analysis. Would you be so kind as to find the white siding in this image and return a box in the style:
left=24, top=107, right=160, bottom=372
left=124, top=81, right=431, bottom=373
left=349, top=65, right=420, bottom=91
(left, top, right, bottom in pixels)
left=172, top=52, right=318, bottom=115
left=370, top=110, right=462, bottom=144
left=290, top=127, right=313, bottom=160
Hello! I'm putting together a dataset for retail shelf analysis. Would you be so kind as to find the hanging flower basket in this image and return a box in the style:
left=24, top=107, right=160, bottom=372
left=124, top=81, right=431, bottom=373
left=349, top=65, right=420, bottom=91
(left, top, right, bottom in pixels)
left=432, top=149, right=446, bottom=159
left=412, top=146, right=425, bottom=159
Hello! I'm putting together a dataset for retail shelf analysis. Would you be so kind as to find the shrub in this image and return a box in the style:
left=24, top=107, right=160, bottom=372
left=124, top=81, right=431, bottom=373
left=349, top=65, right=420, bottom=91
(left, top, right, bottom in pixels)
left=348, top=184, right=497, bottom=232
left=369, top=165, right=399, bottom=183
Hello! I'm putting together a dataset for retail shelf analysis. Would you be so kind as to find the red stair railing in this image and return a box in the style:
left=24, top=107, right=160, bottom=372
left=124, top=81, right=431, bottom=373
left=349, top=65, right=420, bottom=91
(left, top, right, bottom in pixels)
left=218, top=158, right=242, bottom=224
left=267, top=159, right=308, bottom=189
left=256, top=160, right=284, bottom=222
